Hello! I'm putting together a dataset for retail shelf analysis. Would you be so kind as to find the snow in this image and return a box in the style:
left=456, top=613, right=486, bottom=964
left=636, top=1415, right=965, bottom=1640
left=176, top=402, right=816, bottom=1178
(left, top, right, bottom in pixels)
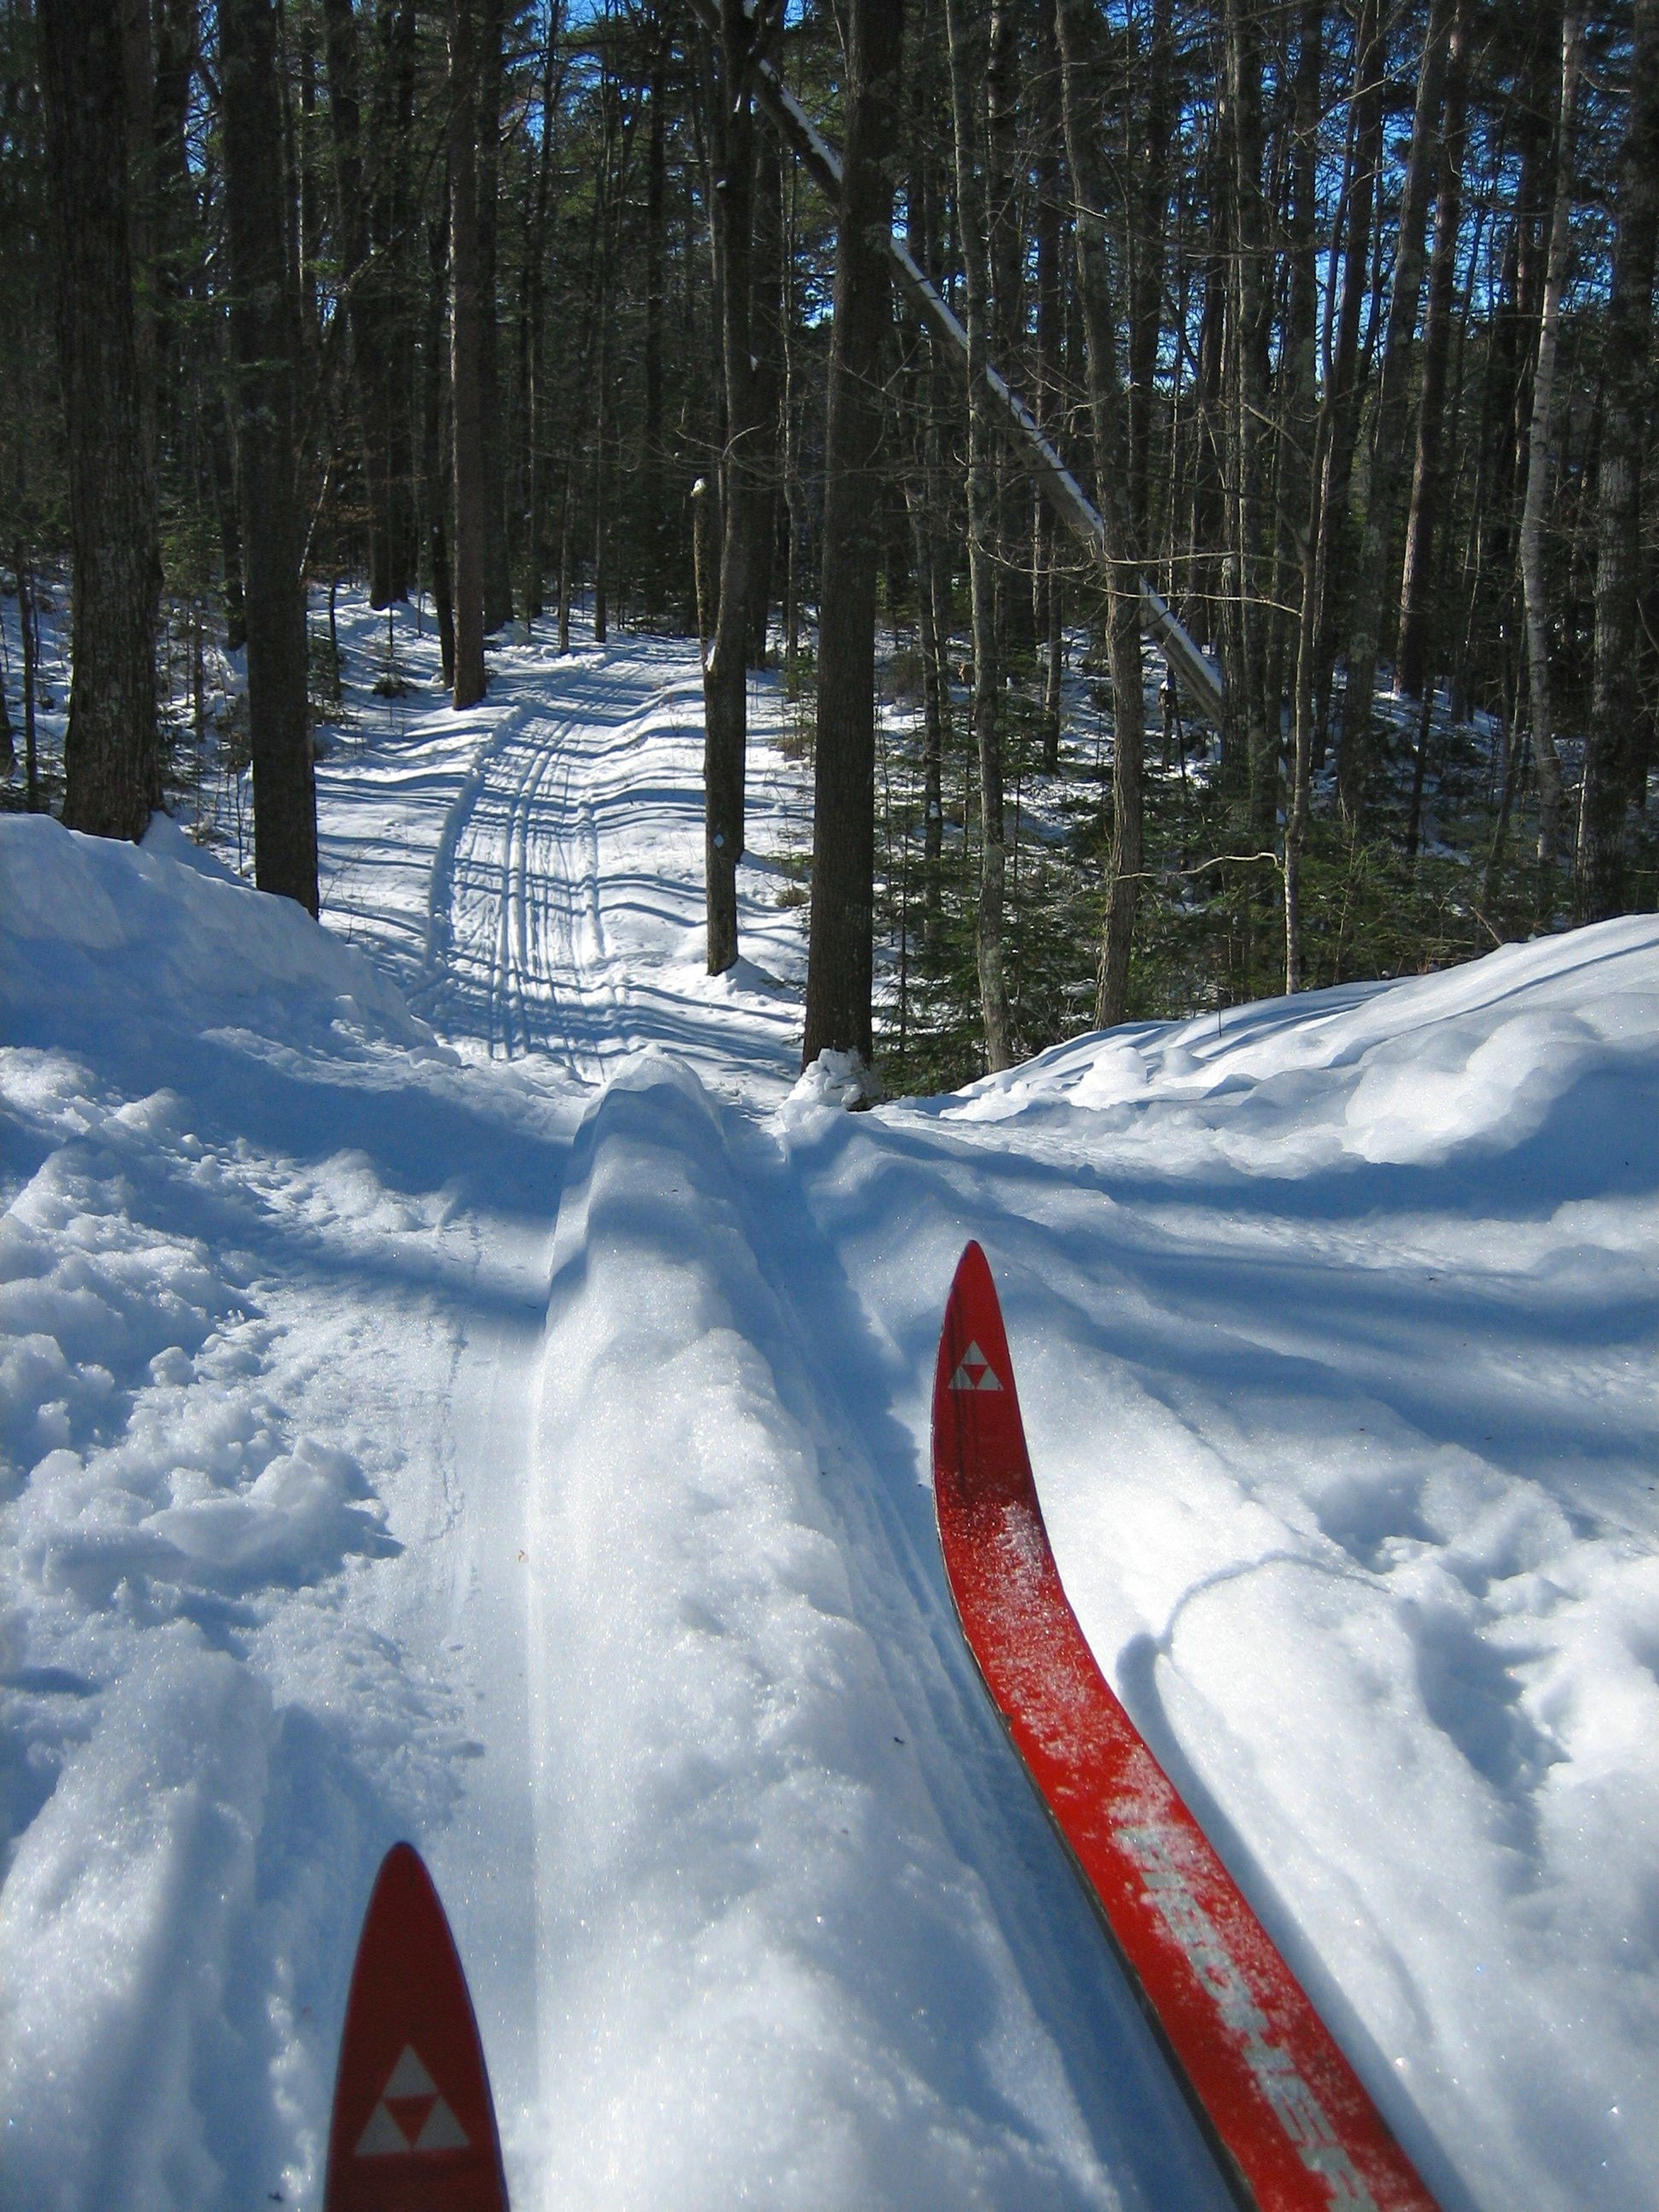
left=3, top=603, right=1657, bottom=2212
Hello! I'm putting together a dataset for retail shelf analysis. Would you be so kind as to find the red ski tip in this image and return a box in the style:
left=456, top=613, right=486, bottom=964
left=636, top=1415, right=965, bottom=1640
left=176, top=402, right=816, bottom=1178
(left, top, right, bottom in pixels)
left=932, top=1242, right=1441, bottom=2212
left=324, top=1842, right=509, bottom=2212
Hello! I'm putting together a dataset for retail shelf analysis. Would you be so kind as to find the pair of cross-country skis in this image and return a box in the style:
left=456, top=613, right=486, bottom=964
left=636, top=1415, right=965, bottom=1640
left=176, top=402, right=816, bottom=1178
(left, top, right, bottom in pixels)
left=321, top=1245, right=1441, bottom=2212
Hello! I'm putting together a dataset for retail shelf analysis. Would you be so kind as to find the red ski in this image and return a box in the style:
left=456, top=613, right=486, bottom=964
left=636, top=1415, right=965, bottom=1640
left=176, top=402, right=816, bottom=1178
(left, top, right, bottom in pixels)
left=324, top=1842, right=509, bottom=2212
left=932, top=1241, right=1440, bottom=2212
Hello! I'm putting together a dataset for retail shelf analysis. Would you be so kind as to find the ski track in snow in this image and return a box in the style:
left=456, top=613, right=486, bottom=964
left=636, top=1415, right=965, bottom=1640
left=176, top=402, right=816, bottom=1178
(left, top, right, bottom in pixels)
left=3, top=599, right=1658, bottom=2212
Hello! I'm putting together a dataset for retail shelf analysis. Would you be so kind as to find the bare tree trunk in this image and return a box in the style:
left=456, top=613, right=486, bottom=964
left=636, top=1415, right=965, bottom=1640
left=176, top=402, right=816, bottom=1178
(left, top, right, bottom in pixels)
left=1128, top=0, right=1173, bottom=551
left=524, top=1, right=566, bottom=624
left=745, top=123, right=785, bottom=667
left=592, top=256, right=610, bottom=645
left=15, top=545, right=41, bottom=811
left=641, top=6, right=668, bottom=621
left=802, top=0, right=903, bottom=1071
left=1519, top=3, right=1581, bottom=883
left=1033, top=0, right=1065, bottom=772
left=38, top=0, right=160, bottom=840
left=1311, top=0, right=1385, bottom=758
left=220, top=0, right=317, bottom=909
left=1335, top=0, right=1455, bottom=817
left=946, top=0, right=1012, bottom=1068
left=1055, top=0, right=1146, bottom=1030
left=1281, top=0, right=1324, bottom=994
left=423, top=199, right=457, bottom=689
left=701, top=0, right=763, bottom=973
left=1578, top=0, right=1657, bottom=919
left=905, top=0, right=952, bottom=875
left=1395, top=0, right=1471, bottom=703
left=1223, top=0, right=1273, bottom=868
left=448, top=0, right=487, bottom=709
left=477, top=0, right=512, bottom=632
left=321, top=0, right=404, bottom=607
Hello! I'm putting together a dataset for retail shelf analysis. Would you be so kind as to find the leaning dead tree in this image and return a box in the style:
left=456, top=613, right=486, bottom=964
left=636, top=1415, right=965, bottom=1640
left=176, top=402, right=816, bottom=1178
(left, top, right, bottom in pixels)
left=683, top=0, right=1226, bottom=727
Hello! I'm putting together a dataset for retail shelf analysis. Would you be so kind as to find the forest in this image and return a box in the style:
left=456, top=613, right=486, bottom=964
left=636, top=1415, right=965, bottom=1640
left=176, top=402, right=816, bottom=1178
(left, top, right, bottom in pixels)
left=1, top=0, right=1655, bottom=1092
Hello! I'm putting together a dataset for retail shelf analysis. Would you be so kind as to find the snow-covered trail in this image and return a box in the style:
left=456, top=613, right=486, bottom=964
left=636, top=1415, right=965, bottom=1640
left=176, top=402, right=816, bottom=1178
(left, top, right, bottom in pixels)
left=4, top=604, right=1658, bottom=2212
left=320, top=631, right=807, bottom=1101
left=312, top=621, right=1235, bottom=2206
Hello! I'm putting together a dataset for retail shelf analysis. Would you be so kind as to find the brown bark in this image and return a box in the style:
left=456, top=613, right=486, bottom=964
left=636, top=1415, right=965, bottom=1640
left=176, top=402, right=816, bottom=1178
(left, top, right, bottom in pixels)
left=38, top=0, right=161, bottom=840
left=640, top=7, right=668, bottom=620
left=1282, top=0, right=1325, bottom=994
left=1519, top=4, right=1581, bottom=880
left=1055, top=0, right=1146, bottom=1031
left=424, top=203, right=457, bottom=690
left=1223, top=0, right=1273, bottom=855
left=1129, top=0, right=1173, bottom=551
left=1336, top=0, right=1455, bottom=816
left=321, top=0, right=411, bottom=607
left=477, top=0, right=512, bottom=632
left=1578, top=0, right=1657, bottom=918
left=745, top=121, right=785, bottom=666
left=701, top=0, right=763, bottom=973
left=1033, top=0, right=1065, bottom=770
left=802, top=0, right=903, bottom=1071
left=448, top=0, right=487, bottom=709
left=1311, top=0, right=1385, bottom=758
left=1395, top=0, right=1471, bottom=703
left=946, top=0, right=1012, bottom=1068
left=220, top=0, right=318, bottom=909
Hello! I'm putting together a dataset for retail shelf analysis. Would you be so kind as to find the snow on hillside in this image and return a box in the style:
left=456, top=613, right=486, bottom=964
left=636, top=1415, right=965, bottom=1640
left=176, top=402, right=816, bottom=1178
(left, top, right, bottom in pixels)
left=3, top=617, right=1656, bottom=2212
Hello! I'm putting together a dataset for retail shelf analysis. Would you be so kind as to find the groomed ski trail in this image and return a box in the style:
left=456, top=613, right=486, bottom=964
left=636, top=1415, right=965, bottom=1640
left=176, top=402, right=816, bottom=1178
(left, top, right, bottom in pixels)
left=319, top=634, right=808, bottom=1099
left=320, top=630, right=1244, bottom=2206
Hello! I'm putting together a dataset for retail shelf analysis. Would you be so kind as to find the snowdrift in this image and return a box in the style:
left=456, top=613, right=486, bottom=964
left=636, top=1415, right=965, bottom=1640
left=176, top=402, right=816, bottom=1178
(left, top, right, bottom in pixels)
left=3, top=769, right=1656, bottom=2212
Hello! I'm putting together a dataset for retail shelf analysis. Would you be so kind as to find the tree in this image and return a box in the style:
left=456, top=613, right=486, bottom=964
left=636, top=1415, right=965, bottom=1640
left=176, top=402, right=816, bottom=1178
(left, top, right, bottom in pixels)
left=802, top=0, right=903, bottom=1072
left=449, top=0, right=488, bottom=710
left=1518, top=3, right=1581, bottom=886
left=1335, top=0, right=1455, bottom=818
left=945, top=0, right=1012, bottom=1067
left=1055, top=0, right=1147, bottom=1030
left=220, top=0, right=318, bottom=910
left=699, top=0, right=765, bottom=975
left=36, top=0, right=159, bottom=839
left=1578, top=0, right=1658, bottom=920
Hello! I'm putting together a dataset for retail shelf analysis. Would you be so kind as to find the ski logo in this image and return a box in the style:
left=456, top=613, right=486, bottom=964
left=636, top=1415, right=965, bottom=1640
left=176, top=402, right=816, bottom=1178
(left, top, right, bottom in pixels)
left=1119, top=1825, right=1380, bottom=2211
left=355, top=2046, right=471, bottom=2158
left=949, top=1340, right=1004, bottom=1392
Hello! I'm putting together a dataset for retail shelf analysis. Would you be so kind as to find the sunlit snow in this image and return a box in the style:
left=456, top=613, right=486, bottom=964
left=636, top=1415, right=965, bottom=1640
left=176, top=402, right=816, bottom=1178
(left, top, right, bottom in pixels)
left=3, top=603, right=1655, bottom=2212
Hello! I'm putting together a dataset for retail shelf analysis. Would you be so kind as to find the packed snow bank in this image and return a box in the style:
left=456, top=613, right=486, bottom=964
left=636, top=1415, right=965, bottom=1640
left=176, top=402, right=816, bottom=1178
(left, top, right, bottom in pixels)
left=946, top=915, right=1659, bottom=1176
left=6, top=623, right=1657, bottom=2212
left=2, top=813, right=575, bottom=2208
left=786, top=916, right=1659, bottom=2212
left=4, top=813, right=435, bottom=1058
left=526, top=1056, right=1201, bottom=2209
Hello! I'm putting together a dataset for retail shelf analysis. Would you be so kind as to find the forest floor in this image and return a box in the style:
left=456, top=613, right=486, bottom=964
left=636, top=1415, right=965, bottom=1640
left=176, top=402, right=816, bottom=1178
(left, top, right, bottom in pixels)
left=3, top=597, right=1658, bottom=2212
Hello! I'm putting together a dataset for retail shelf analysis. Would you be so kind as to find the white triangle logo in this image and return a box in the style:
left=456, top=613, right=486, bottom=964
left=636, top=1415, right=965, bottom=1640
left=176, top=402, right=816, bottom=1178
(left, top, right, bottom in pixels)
left=355, top=2043, right=471, bottom=2158
left=384, top=2047, right=436, bottom=2098
left=949, top=1340, right=1003, bottom=1392
left=415, top=2099, right=470, bottom=2150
